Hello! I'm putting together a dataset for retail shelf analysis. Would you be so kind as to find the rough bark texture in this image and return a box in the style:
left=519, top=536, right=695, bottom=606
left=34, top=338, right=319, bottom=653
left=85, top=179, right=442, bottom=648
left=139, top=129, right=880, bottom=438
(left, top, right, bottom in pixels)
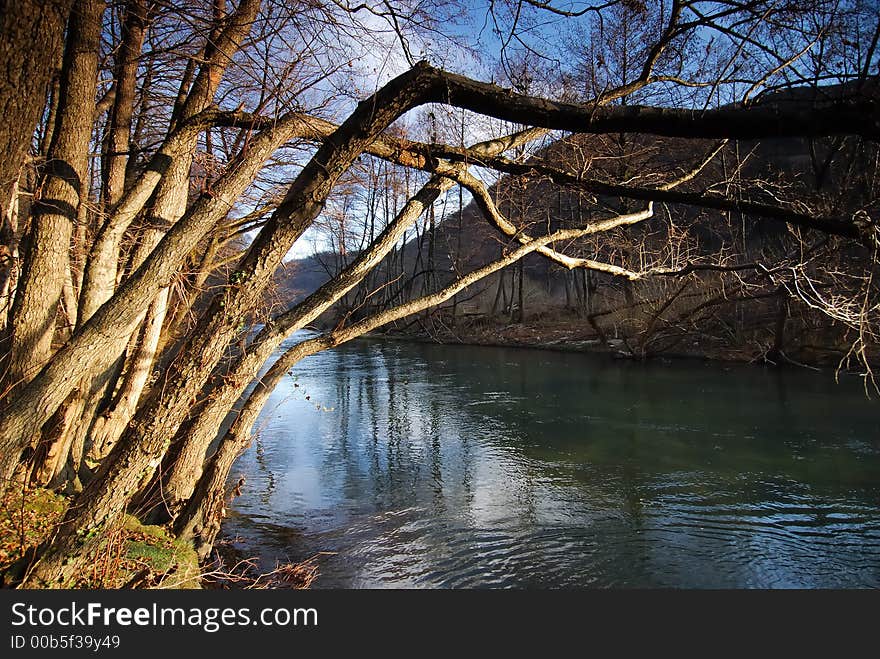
left=6, top=0, right=106, bottom=491
left=101, top=0, right=148, bottom=210
left=0, top=180, right=19, bottom=332
left=78, top=114, right=213, bottom=325
left=0, top=0, right=71, bottom=279
left=3, top=0, right=99, bottom=391
left=0, top=116, right=302, bottom=492
left=30, top=387, right=86, bottom=488
left=67, top=0, right=259, bottom=480
left=0, top=0, right=264, bottom=492
left=87, top=265, right=168, bottom=456
left=67, top=0, right=252, bottom=455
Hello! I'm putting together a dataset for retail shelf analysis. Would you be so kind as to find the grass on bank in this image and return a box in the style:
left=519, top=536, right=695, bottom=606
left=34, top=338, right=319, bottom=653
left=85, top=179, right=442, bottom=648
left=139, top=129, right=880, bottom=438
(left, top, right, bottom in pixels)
left=0, top=486, right=322, bottom=589
left=0, top=486, right=200, bottom=588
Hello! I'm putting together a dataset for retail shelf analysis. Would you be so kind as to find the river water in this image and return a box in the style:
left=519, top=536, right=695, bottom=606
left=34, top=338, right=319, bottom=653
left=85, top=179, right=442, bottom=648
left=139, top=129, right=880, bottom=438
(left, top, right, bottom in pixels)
left=222, top=336, right=880, bottom=588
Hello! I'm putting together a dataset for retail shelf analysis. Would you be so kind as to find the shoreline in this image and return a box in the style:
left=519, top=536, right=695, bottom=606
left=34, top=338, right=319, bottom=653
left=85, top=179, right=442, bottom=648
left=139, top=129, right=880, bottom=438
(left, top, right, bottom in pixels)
left=360, top=324, right=868, bottom=374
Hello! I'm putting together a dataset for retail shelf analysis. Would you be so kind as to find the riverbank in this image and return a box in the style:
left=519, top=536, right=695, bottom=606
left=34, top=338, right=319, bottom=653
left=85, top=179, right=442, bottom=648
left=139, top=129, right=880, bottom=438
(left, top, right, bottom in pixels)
left=0, top=488, right=326, bottom=590
left=367, top=315, right=864, bottom=370
left=0, top=487, right=321, bottom=589
left=0, top=487, right=201, bottom=588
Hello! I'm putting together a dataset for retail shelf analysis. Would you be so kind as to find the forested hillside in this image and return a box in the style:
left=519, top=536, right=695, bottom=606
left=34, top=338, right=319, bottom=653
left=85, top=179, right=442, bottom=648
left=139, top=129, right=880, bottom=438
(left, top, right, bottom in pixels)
left=280, top=80, right=879, bottom=367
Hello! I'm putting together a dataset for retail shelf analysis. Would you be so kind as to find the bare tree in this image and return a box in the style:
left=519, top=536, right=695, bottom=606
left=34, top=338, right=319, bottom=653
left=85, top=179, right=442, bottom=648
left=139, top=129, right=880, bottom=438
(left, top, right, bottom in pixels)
left=0, top=0, right=875, bottom=587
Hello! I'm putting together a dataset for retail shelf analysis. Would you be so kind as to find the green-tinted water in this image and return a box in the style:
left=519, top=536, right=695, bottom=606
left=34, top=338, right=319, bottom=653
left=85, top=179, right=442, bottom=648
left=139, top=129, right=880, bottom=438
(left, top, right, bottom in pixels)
left=224, top=336, right=880, bottom=588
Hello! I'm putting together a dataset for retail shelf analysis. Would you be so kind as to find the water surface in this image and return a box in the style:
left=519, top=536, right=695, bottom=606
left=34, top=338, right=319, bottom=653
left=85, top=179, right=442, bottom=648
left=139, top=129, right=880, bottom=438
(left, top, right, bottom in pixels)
left=223, top=337, right=880, bottom=588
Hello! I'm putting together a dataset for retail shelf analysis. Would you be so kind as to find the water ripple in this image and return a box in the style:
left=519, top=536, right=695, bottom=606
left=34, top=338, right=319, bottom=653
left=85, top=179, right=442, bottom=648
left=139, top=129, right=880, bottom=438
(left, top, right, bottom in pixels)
left=224, top=336, right=880, bottom=588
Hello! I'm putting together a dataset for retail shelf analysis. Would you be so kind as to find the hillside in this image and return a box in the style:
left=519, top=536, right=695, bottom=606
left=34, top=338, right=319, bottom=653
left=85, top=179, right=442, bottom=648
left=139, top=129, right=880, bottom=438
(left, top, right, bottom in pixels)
left=272, top=83, right=878, bottom=367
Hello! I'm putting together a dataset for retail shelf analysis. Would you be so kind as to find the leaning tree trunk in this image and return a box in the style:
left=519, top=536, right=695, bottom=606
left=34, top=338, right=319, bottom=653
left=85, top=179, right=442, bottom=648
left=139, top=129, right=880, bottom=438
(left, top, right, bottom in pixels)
left=2, top=62, right=872, bottom=491
left=0, top=109, right=306, bottom=495
left=87, top=287, right=168, bottom=461
left=18, top=64, right=444, bottom=587
left=78, top=0, right=147, bottom=326
left=155, top=127, right=549, bottom=520
left=156, top=174, right=459, bottom=519
left=13, top=0, right=108, bottom=489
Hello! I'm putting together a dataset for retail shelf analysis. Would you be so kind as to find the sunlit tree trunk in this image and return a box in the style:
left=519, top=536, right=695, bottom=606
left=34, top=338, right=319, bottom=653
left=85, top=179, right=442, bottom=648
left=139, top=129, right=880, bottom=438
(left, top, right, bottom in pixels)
left=5, top=0, right=103, bottom=490
left=3, top=0, right=100, bottom=393
left=0, top=0, right=72, bottom=337
left=100, top=0, right=149, bottom=213
left=70, top=0, right=262, bottom=472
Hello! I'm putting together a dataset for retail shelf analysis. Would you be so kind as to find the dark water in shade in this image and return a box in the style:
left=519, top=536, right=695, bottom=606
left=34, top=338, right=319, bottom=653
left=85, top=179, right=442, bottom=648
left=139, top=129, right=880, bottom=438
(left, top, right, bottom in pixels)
left=222, top=335, right=880, bottom=588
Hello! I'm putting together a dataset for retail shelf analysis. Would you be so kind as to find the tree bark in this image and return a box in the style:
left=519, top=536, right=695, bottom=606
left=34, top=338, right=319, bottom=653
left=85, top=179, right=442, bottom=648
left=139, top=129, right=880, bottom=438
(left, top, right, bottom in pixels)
left=0, top=0, right=72, bottom=301
left=73, top=0, right=261, bottom=472
left=87, top=288, right=168, bottom=460
left=0, top=179, right=19, bottom=331
left=25, top=0, right=264, bottom=488
left=101, top=0, right=148, bottom=210
left=0, top=115, right=304, bottom=493
left=3, top=0, right=102, bottom=392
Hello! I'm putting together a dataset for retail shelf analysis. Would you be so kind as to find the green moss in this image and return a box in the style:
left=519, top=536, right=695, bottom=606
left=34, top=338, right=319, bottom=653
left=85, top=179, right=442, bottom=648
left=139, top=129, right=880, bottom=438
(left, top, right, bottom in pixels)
left=167, top=538, right=202, bottom=589
left=1, top=488, right=201, bottom=588
left=117, top=514, right=201, bottom=588
left=125, top=540, right=175, bottom=571
left=0, top=488, right=67, bottom=571
left=27, top=489, right=68, bottom=516
left=121, top=514, right=169, bottom=541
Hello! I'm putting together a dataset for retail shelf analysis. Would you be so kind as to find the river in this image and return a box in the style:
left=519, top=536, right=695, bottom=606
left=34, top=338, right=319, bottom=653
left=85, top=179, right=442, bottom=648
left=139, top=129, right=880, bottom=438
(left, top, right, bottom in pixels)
left=221, top=336, right=880, bottom=588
